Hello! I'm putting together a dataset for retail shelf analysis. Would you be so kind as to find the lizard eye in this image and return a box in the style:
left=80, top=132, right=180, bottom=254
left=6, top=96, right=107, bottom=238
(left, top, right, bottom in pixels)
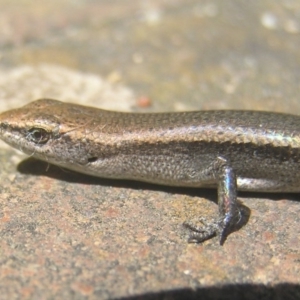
left=27, top=127, right=50, bottom=144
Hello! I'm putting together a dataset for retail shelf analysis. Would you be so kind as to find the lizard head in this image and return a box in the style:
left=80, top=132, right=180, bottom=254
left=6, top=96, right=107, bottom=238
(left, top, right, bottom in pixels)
left=0, top=99, right=97, bottom=166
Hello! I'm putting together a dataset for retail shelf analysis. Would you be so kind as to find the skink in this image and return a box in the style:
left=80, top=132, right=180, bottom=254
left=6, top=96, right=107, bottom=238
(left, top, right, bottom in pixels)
left=0, top=99, right=299, bottom=244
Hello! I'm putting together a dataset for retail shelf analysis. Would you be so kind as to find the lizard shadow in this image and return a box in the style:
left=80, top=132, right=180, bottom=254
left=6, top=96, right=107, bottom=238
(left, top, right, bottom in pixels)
left=17, top=157, right=216, bottom=196
left=17, top=157, right=300, bottom=201
left=17, top=157, right=300, bottom=240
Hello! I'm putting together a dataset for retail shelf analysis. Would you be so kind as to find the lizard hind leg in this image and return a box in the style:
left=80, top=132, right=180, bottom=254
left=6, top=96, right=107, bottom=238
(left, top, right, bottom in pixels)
left=183, top=157, right=242, bottom=244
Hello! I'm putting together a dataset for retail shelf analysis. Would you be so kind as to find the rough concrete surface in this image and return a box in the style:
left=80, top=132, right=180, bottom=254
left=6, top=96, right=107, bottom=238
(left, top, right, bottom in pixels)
left=0, top=1, right=299, bottom=299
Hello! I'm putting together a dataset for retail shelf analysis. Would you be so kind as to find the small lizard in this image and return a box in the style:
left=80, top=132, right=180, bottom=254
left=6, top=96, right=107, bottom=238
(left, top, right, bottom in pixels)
left=0, top=99, right=299, bottom=243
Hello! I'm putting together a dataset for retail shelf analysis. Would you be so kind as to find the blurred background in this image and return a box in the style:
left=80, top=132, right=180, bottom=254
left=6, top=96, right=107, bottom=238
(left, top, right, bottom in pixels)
left=1, top=0, right=300, bottom=112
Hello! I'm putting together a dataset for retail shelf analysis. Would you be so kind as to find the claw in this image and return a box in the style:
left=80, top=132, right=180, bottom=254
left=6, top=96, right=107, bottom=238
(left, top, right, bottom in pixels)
left=183, top=219, right=219, bottom=243
left=183, top=207, right=242, bottom=244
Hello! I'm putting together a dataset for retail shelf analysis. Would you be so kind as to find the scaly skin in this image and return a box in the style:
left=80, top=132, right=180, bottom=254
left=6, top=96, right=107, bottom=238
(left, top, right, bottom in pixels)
left=0, top=99, right=300, bottom=243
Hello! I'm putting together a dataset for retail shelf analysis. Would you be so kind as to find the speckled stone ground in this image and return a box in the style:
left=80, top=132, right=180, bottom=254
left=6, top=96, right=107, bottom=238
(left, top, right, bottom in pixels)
left=0, top=1, right=299, bottom=299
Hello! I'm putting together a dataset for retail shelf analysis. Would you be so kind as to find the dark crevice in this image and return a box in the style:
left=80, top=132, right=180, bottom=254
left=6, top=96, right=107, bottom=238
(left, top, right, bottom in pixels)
left=87, top=157, right=98, bottom=163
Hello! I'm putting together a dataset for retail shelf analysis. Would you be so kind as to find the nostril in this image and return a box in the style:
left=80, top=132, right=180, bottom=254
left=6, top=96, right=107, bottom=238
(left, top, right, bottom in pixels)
left=0, top=122, right=9, bottom=129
